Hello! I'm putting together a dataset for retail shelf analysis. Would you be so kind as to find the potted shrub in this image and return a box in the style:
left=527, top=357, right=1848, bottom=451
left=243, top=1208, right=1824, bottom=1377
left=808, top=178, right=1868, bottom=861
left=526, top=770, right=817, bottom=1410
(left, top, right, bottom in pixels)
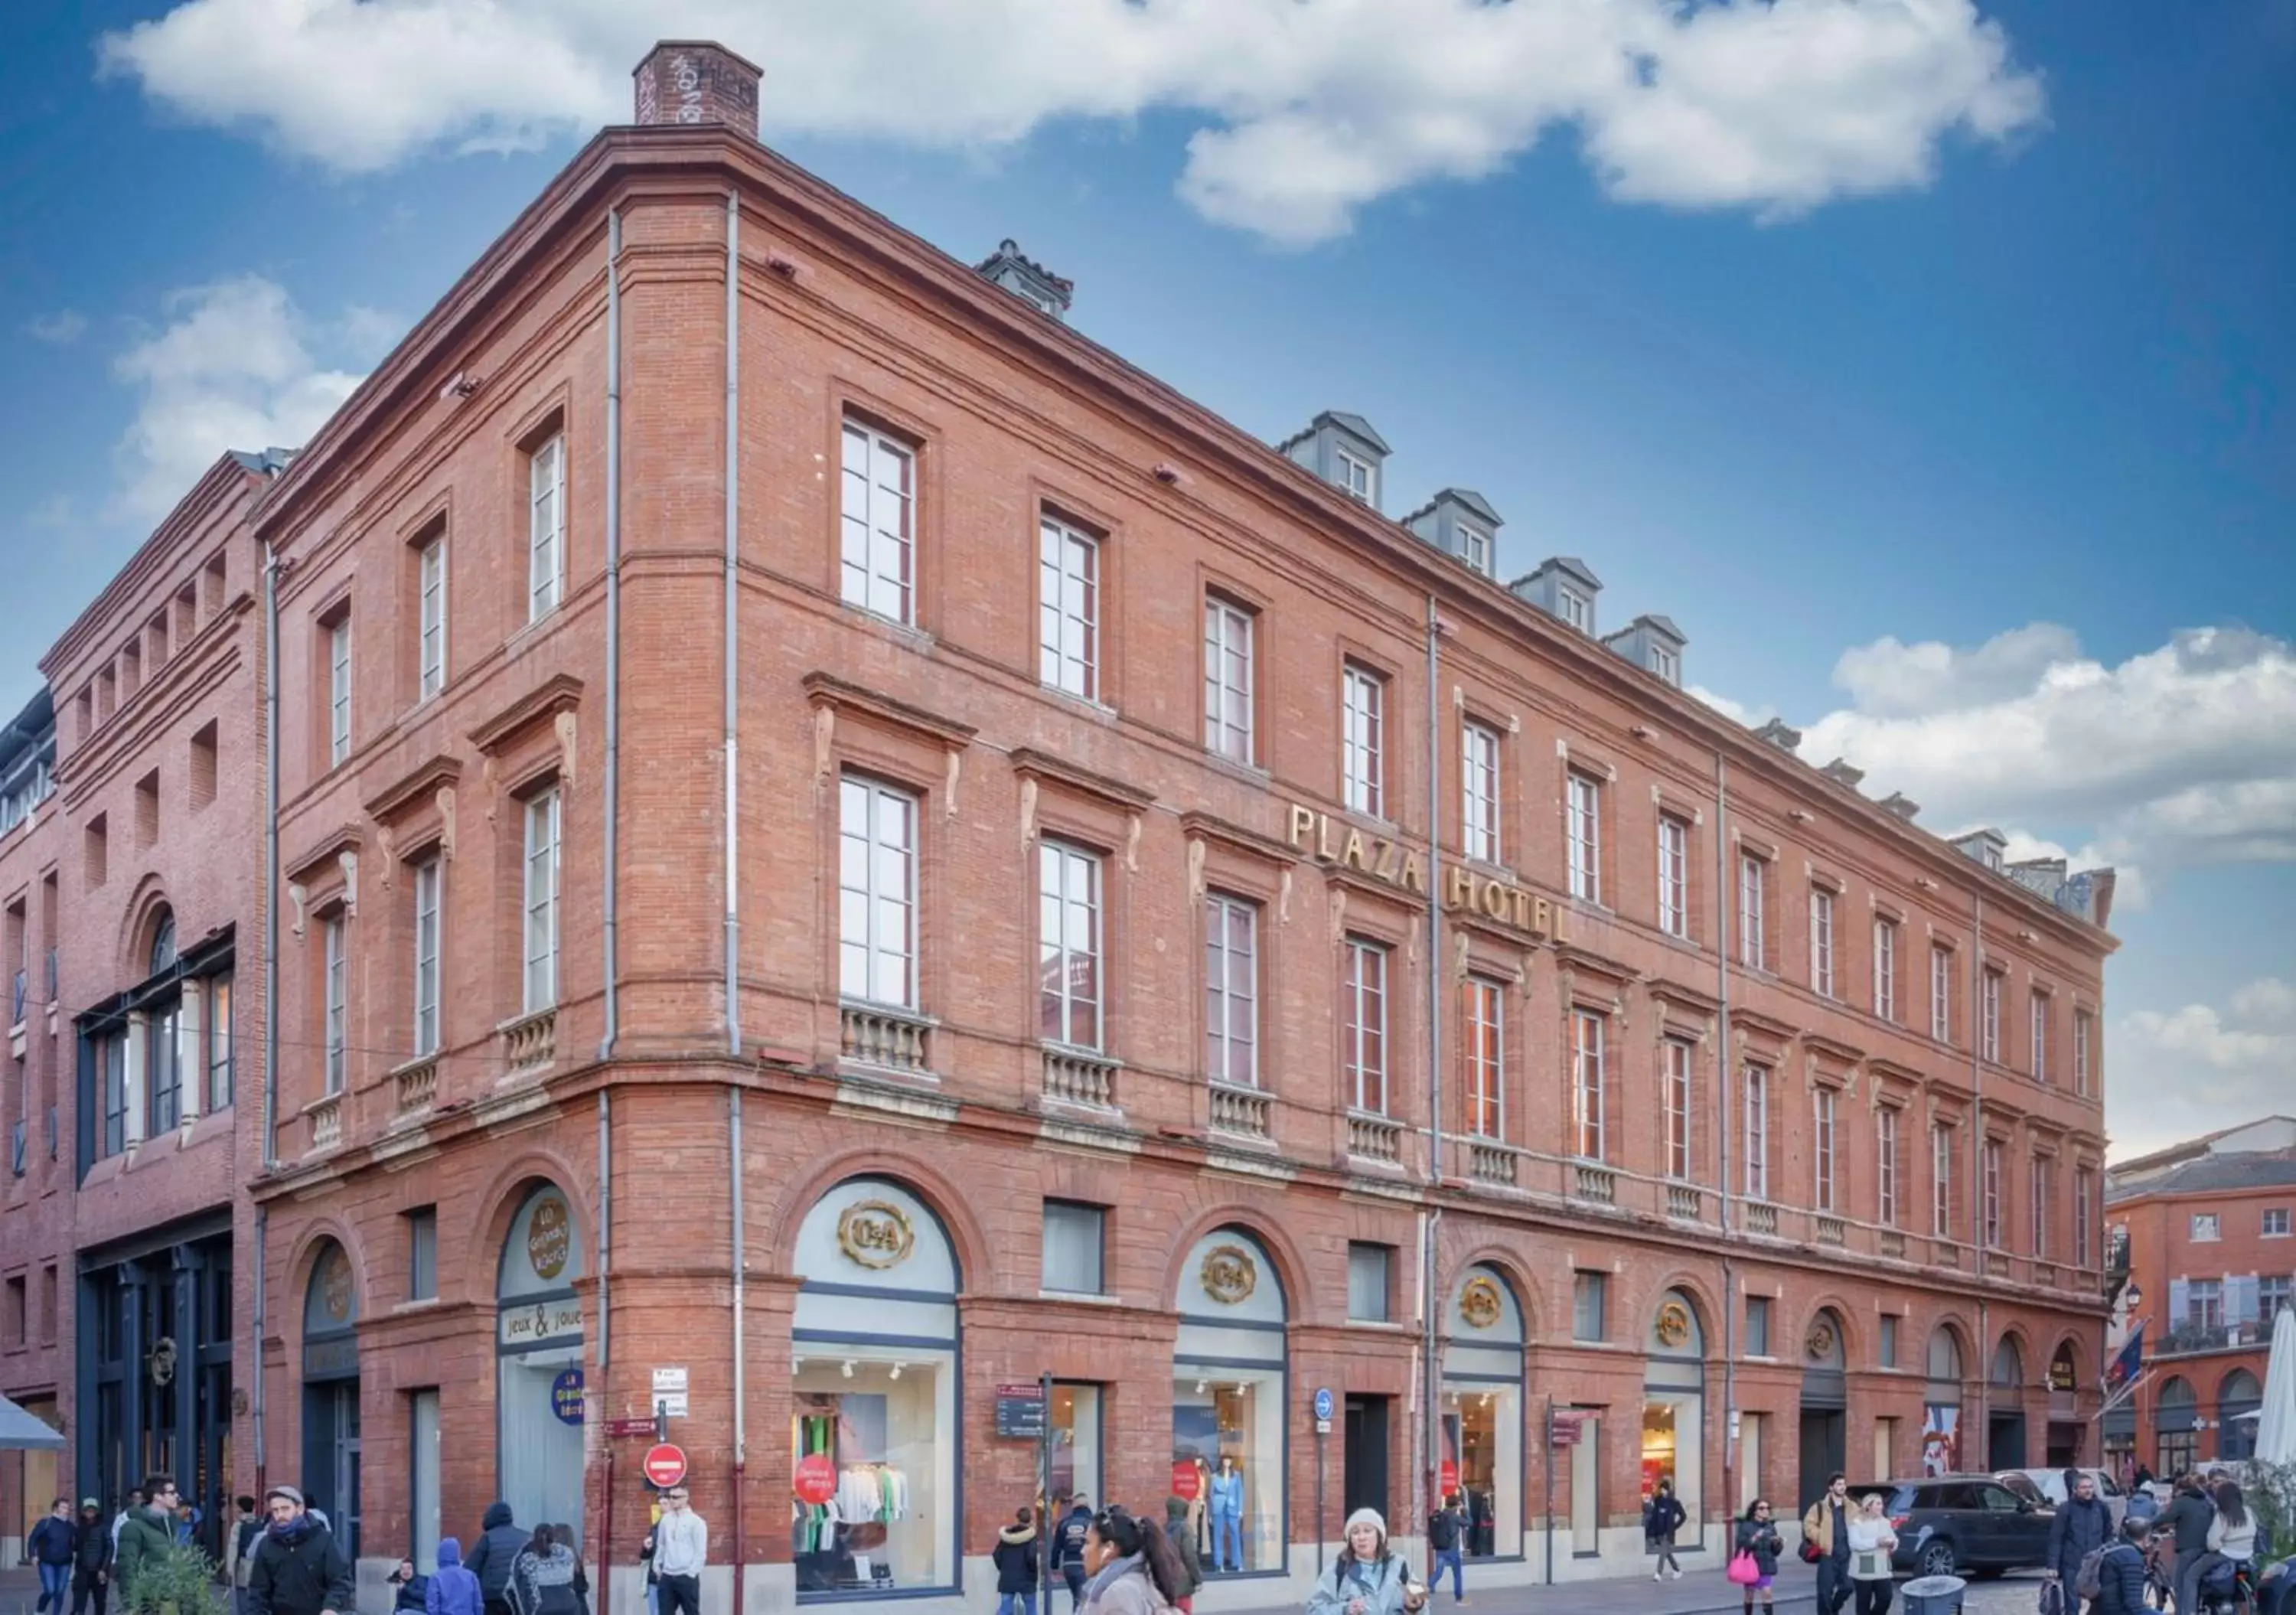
left=117, top=1544, right=229, bottom=1615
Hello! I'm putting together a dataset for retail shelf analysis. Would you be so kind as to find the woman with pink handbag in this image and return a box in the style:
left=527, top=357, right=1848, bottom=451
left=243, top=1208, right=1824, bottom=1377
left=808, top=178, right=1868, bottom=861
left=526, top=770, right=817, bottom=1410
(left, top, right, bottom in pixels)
left=1730, top=1501, right=1785, bottom=1615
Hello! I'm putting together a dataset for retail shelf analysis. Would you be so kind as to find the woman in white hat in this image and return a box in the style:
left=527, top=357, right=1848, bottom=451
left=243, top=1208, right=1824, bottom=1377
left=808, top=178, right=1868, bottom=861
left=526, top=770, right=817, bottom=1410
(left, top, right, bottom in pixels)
left=1307, top=1511, right=1427, bottom=1615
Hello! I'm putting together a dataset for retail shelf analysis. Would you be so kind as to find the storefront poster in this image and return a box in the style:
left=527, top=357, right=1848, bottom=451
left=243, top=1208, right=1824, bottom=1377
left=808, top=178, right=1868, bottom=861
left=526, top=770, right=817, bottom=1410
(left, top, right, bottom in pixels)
left=1921, top=1405, right=1961, bottom=1476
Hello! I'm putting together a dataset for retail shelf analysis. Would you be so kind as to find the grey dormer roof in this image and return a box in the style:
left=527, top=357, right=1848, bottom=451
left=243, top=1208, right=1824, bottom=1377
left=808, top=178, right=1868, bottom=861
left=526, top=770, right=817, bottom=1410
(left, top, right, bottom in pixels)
left=1316, top=411, right=1390, bottom=455
left=1403, top=488, right=1504, bottom=574
left=1754, top=718, right=1802, bottom=752
left=1541, top=556, right=1603, bottom=592
left=974, top=238, right=1075, bottom=320
left=230, top=446, right=296, bottom=475
left=1635, top=613, right=1685, bottom=644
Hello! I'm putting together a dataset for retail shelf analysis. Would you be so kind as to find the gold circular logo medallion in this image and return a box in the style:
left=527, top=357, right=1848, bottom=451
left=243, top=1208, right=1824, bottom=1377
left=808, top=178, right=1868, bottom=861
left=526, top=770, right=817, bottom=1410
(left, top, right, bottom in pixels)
left=1459, top=1275, right=1503, bottom=1330
left=837, top=1199, right=916, bottom=1270
left=527, top=1192, right=572, bottom=1281
left=1200, top=1244, right=1258, bottom=1306
left=1807, top=1320, right=1838, bottom=1361
left=1655, top=1300, right=1691, bottom=1349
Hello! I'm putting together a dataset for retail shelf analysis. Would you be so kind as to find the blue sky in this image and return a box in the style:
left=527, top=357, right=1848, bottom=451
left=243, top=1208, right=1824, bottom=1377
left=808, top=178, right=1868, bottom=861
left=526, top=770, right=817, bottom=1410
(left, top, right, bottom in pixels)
left=3, top=0, right=2290, bottom=1157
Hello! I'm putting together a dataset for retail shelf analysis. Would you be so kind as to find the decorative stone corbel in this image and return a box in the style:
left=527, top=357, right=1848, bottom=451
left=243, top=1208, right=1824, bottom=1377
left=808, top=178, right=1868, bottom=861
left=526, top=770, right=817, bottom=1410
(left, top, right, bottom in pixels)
left=1125, top=813, right=1141, bottom=875
left=944, top=748, right=960, bottom=817
left=813, top=706, right=835, bottom=784
left=375, top=825, right=396, bottom=889
left=1277, top=866, right=1292, bottom=924
left=1019, top=778, right=1038, bottom=845
left=1186, top=837, right=1206, bottom=899
left=554, top=710, right=578, bottom=787
left=1327, top=888, right=1347, bottom=947
left=437, top=787, right=457, bottom=861
left=288, top=882, right=308, bottom=939
left=1453, top=932, right=1469, bottom=981
left=1407, top=913, right=1423, bottom=967
left=483, top=758, right=501, bottom=827
left=338, top=850, right=359, bottom=917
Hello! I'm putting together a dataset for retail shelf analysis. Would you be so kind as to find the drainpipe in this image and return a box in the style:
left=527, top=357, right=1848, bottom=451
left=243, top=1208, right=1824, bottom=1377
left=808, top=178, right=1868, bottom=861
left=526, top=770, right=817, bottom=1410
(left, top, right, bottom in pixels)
left=253, top=1202, right=267, bottom=1492
left=722, top=193, right=742, bottom=1062
left=1971, top=894, right=1988, bottom=1450
left=730, top=1088, right=748, bottom=1614
left=1420, top=593, right=1445, bottom=1535
left=261, top=539, right=280, bottom=1171
left=1715, top=752, right=1736, bottom=1530
left=600, top=207, right=624, bottom=1063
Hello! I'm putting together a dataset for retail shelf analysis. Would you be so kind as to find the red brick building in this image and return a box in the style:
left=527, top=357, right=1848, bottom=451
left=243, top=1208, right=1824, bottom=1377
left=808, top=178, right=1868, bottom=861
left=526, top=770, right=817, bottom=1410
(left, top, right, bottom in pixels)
left=8, top=41, right=2119, bottom=1614
left=2105, top=1118, right=2296, bottom=1474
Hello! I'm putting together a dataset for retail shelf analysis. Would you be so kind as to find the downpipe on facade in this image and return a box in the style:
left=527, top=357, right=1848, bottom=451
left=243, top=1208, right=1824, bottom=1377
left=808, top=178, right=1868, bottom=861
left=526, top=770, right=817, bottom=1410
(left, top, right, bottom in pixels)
left=1715, top=752, right=1736, bottom=1533
left=1972, top=894, right=1988, bottom=1448
left=725, top=191, right=749, bottom=1615
left=600, top=205, right=624, bottom=1068
left=1420, top=593, right=1446, bottom=1533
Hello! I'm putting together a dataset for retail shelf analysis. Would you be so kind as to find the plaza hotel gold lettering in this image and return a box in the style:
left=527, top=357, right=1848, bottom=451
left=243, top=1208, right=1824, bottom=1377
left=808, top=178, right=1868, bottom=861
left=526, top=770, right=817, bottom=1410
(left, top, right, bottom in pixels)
left=1286, top=804, right=1562, bottom=941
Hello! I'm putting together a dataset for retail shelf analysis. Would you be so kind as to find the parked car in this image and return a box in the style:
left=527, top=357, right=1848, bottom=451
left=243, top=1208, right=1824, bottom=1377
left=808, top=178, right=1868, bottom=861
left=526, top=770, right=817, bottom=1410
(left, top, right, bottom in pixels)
left=1995, top=1467, right=2131, bottom=1529
left=1847, top=1476, right=2056, bottom=1577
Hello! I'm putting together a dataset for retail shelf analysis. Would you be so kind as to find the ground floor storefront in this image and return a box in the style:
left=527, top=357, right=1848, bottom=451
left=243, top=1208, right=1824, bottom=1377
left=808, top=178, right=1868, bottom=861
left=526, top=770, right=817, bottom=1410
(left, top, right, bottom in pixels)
left=2106, top=1347, right=2269, bottom=1477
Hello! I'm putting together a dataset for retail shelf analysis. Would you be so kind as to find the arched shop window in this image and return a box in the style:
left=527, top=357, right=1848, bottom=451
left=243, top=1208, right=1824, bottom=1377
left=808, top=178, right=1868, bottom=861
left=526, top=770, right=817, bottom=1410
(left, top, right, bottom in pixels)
left=1642, top=1290, right=1706, bottom=1540
left=497, top=1183, right=585, bottom=1535
left=1172, top=1227, right=1287, bottom=1578
left=301, top=1241, right=361, bottom=1557
left=2218, top=1369, right=2262, bottom=1462
left=2156, top=1377, right=2198, bottom=1476
left=1922, top=1326, right=1965, bottom=1475
left=790, top=1177, right=958, bottom=1600
left=1991, top=1336, right=2024, bottom=1391
left=1440, top=1264, right=1523, bottom=1560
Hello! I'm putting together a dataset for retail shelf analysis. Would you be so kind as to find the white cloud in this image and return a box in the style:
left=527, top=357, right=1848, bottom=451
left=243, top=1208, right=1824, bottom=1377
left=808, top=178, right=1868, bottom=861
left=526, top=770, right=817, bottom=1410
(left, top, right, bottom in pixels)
left=96, top=0, right=2046, bottom=246
left=1688, top=682, right=1773, bottom=726
left=2110, top=980, right=2296, bottom=1158
left=2229, top=978, right=2296, bottom=1026
left=27, top=310, right=88, bottom=345
left=109, top=276, right=366, bottom=523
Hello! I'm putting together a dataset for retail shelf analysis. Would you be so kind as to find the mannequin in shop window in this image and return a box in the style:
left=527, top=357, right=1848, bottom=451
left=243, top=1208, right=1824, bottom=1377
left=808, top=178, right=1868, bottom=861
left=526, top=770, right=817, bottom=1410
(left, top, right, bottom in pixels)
left=1209, top=1458, right=1244, bottom=1574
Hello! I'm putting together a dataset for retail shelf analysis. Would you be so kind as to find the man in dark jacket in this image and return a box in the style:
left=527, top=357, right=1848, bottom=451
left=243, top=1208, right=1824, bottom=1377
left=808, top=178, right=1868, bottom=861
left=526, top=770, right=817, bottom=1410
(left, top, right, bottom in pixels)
left=70, top=1501, right=113, bottom=1615
left=2092, top=1517, right=2152, bottom=1615
left=245, top=1486, right=354, bottom=1615
left=2049, top=1471, right=2114, bottom=1610
left=1428, top=1493, right=1468, bottom=1600
left=112, top=1477, right=180, bottom=1604
left=462, top=1503, right=530, bottom=1615
left=992, top=1509, right=1041, bottom=1615
left=2163, top=1477, right=2216, bottom=1613
left=29, top=1499, right=77, bottom=1615
left=1052, top=1499, right=1092, bottom=1613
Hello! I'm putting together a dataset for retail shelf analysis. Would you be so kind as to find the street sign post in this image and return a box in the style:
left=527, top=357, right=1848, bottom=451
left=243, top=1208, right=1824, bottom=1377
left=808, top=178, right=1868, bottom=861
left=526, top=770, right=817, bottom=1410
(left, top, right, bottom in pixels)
left=995, top=1383, right=1047, bottom=1439
left=1313, top=1387, right=1334, bottom=1573
left=642, top=1444, right=687, bottom=1489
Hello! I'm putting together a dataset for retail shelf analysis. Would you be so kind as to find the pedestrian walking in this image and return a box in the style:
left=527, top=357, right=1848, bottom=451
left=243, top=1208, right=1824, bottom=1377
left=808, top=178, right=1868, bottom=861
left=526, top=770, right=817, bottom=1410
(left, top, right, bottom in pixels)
left=31, top=1499, right=77, bottom=1614
left=1054, top=1498, right=1094, bottom=1614
left=994, top=1508, right=1044, bottom=1615
left=2048, top=1470, right=2112, bottom=1612
left=112, top=1477, right=180, bottom=1604
left=108, top=1493, right=145, bottom=1564
left=1426, top=1494, right=1467, bottom=1603
left=549, top=1526, right=592, bottom=1615
left=69, top=1501, right=112, bottom=1615
left=244, top=1487, right=354, bottom=1615
left=1305, top=1509, right=1427, bottom=1615
left=463, top=1503, right=530, bottom=1615
left=510, top=1524, right=585, bottom=1615
left=1802, top=1474, right=1854, bottom=1615
left=1844, top=1495, right=1899, bottom=1615
left=230, top=1499, right=265, bottom=1615
left=1733, top=1499, right=1785, bottom=1615
left=1643, top=1481, right=1686, bottom=1582
left=1075, top=1506, right=1190, bottom=1615
left=2092, top=1518, right=2151, bottom=1615
left=426, top=1540, right=486, bottom=1615
left=651, top=1486, right=707, bottom=1615
left=2163, top=1475, right=2216, bottom=1614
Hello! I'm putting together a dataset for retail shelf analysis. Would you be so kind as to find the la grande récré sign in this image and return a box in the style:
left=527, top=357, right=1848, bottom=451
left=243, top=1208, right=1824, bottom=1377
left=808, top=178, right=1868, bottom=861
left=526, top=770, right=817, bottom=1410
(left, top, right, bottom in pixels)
left=1285, top=804, right=1563, bottom=943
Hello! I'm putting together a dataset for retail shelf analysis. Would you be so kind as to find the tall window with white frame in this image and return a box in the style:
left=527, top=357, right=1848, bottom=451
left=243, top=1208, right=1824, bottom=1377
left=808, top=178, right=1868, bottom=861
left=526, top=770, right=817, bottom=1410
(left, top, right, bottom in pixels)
left=1743, top=1065, right=1769, bottom=1201
left=1462, top=723, right=1500, bottom=864
left=1657, top=816, right=1689, bottom=940
left=1810, top=887, right=1836, bottom=998
left=1738, top=854, right=1766, bottom=970
left=418, top=533, right=447, bottom=700
left=1814, top=1085, right=1838, bottom=1212
left=1567, top=772, right=1601, bottom=903
left=1557, top=586, right=1590, bottom=633
left=412, top=857, right=442, bottom=1059
left=1203, top=596, right=1254, bottom=765
left=1877, top=1105, right=1900, bottom=1227
left=1464, top=976, right=1502, bottom=1138
left=1981, top=967, right=2003, bottom=1064
left=1335, top=445, right=1376, bottom=504
left=1571, top=1009, right=1605, bottom=1160
left=1038, top=840, right=1102, bottom=1050
left=322, top=913, right=347, bottom=1095
left=840, top=419, right=915, bottom=623
left=1873, top=918, right=1898, bottom=1021
left=205, top=974, right=233, bottom=1112
left=327, top=616, right=352, bottom=767
left=2030, top=1156, right=2053, bottom=1259
left=522, top=789, right=562, bottom=1016
left=1664, top=1039, right=1693, bottom=1181
left=1932, top=1123, right=1955, bottom=1239
left=2075, top=1169, right=2095, bottom=1268
left=1039, top=515, right=1099, bottom=701
left=1982, top=1138, right=2004, bottom=1249
left=1459, top=525, right=1491, bottom=576
left=1341, top=664, right=1385, bottom=817
left=1204, top=894, right=1258, bottom=1088
left=527, top=433, right=564, bottom=622
left=2074, top=1010, right=2094, bottom=1098
left=1931, top=945, right=1954, bottom=1043
left=1342, top=937, right=1388, bottom=1115
left=838, top=776, right=915, bottom=1010
left=2030, top=991, right=2050, bottom=1082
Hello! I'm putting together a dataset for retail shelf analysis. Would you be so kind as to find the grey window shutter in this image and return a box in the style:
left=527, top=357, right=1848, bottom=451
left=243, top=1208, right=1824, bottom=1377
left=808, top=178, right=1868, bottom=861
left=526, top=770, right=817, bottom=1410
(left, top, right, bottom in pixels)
left=2169, top=1277, right=2190, bottom=1323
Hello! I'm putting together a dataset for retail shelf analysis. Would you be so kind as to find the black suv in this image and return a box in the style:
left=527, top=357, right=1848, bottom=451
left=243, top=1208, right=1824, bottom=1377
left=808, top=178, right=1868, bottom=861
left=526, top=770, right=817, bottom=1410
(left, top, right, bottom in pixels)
left=1845, top=1476, right=2056, bottom=1577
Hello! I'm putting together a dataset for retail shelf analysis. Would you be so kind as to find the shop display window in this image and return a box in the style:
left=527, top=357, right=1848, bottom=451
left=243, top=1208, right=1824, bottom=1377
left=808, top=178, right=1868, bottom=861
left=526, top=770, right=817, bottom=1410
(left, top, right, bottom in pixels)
left=1172, top=1369, right=1284, bottom=1574
left=791, top=1349, right=954, bottom=1595
left=1441, top=1386, right=1521, bottom=1558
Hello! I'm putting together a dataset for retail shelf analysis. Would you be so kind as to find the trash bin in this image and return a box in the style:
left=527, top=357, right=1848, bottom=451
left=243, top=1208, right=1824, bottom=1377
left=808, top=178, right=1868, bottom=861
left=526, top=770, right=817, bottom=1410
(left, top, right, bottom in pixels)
left=1900, top=1574, right=1967, bottom=1615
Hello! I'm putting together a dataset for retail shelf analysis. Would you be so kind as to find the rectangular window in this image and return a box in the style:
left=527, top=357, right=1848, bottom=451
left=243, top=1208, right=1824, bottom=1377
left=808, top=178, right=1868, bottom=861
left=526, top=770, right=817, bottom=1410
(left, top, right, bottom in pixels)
left=2030, top=1157, right=2053, bottom=1258
left=1347, top=1242, right=1392, bottom=1323
left=1981, top=968, right=2004, bottom=1063
left=323, top=915, right=348, bottom=1095
left=1335, top=446, right=1376, bottom=504
left=413, top=857, right=442, bottom=1058
left=407, top=1207, right=438, bottom=1301
left=2261, top=1275, right=2293, bottom=1321
left=1743, top=1065, right=1769, bottom=1201
left=3, top=1277, right=21, bottom=1348
left=1657, top=817, right=1689, bottom=939
left=2265, top=1208, right=2291, bottom=1238
left=1558, top=588, right=1590, bottom=633
left=205, top=974, right=233, bottom=1111
left=1462, top=723, right=1500, bottom=863
left=520, top=790, right=562, bottom=1014
left=1039, top=517, right=1099, bottom=700
left=2076, top=1170, right=2097, bottom=1265
left=102, top=1036, right=125, bottom=1158
left=147, top=1003, right=181, bottom=1134
left=1982, top=1139, right=2004, bottom=1248
left=1459, top=526, right=1491, bottom=577
left=1873, top=919, right=1898, bottom=1020
left=2074, top=1010, right=2094, bottom=1097
left=1810, top=889, right=1836, bottom=998
left=1572, top=1271, right=1606, bottom=1342
left=1932, top=945, right=1955, bottom=1042
left=1877, top=1106, right=1900, bottom=1228
left=838, top=777, right=915, bottom=1010
left=1879, top=1314, right=1900, bottom=1368
left=528, top=434, right=565, bottom=619
left=1664, top=1039, right=1693, bottom=1181
left=839, top=421, right=915, bottom=623
left=1651, top=644, right=1680, bottom=686
left=1204, top=893, right=1259, bottom=1087
left=1571, top=1009, right=1606, bottom=1160
left=1932, top=1124, right=1955, bottom=1238
left=2188, top=1279, right=2223, bottom=1330
left=1746, top=1295, right=1773, bottom=1357
left=1342, top=664, right=1385, bottom=817
left=1814, top=1085, right=1838, bottom=1212
left=418, top=534, right=447, bottom=699
left=2190, top=1212, right=2221, bottom=1241
left=1463, top=976, right=1503, bottom=1139
left=1567, top=773, right=1601, bottom=902
left=2030, top=992, right=2050, bottom=1082
left=328, top=617, right=352, bottom=766
left=1739, top=855, right=1766, bottom=970
left=1042, top=1201, right=1106, bottom=1295
left=1203, top=597, right=1255, bottom=764
left=1038, top=841, right=1103, bottom=1050
left=1342, top=938, right=1389, bottom=1114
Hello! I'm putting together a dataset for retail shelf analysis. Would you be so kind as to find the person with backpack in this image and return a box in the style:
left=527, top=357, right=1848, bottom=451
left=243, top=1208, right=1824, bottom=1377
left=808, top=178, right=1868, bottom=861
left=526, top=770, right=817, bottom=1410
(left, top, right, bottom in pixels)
left=1425, top=1493, right=1467, bottom=1602
left=2049, top=1470, right=2113, bottom=1612
left=1844, top=1495, right=1899, bottom=1615
left=1161, top=1497, right=1202, bottom=1613
left=1642, top=1480, right=1685, bottom=1582
left=1306, top=1510, right=1428, bottom=1615
left=1733, top=1499, right=1786, bottom=1615
left=1802, top=1475, right=1854, bottom=1615
left=426, top=1540, right=486, bottom=1615
left=463, top=1504, right=530, bottom=1615
left=2091, top=1517, right=2152, bottom=1615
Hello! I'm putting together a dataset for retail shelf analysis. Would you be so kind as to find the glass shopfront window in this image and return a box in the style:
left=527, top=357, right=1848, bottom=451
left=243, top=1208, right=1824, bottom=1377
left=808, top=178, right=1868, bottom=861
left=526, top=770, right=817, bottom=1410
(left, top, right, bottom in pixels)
left=790, top=1178, right=959, bottom=1600
left=1642, top=1290, right=1706, bottom=1541
left=1050, top=1385, right=1103, bottom=1509
left=1173, top=1228, right=1287, bottom=1577
left=1440, top=1264, right=1522, bottom=1558
left=496, top=1184, right=584, bottom=1536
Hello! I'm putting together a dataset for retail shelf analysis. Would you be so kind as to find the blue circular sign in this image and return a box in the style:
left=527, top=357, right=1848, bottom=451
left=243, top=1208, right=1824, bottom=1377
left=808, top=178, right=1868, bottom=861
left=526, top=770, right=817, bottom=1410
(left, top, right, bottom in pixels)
left=550, top=1368, right=585, bottom=1425
left=1313, top=1387, right=1335, bottom=1421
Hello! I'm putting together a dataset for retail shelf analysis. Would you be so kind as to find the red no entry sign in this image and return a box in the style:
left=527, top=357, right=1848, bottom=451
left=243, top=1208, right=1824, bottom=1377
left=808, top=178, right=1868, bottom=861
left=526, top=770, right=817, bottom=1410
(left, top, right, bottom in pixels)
left=644, top=1443, right=688, bottom=1489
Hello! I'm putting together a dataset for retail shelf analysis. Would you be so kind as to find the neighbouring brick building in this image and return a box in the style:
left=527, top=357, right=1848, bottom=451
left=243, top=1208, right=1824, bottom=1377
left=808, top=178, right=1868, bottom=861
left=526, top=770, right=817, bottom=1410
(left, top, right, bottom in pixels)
left=2105, top=1117, right=2296, bottom=1475
left=5, top=40, right=2121, bottom=1615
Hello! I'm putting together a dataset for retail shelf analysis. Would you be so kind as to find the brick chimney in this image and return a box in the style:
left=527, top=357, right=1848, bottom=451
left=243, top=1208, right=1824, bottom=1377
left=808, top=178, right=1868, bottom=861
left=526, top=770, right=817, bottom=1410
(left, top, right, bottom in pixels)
left=633, top=41, right=762, bottom=138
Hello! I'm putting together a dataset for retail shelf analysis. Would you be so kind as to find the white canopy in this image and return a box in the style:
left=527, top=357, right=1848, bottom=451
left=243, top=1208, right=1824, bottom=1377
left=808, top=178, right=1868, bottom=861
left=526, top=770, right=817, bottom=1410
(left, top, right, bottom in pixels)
left=2255, top=1304, right=2296, bottom=1467
left=0, top=1392, right=63, bottom=1450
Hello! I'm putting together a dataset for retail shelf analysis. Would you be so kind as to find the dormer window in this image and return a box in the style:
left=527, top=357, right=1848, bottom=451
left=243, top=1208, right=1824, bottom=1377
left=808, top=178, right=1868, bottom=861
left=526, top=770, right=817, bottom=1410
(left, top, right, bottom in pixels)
left=1459, top=525, right=1492, bottom=576
left=1558, top=587, right=1591, bottom=632
left=1336, top=446, right=1376, bottom=505
left=1651, top=643, right=1679, bottom=686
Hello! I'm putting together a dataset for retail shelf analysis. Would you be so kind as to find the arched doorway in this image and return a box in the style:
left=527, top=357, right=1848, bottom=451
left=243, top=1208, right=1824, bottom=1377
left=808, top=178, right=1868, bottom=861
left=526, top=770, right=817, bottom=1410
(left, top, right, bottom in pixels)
left=1172, top=1227, right=1287, bottom=1577
left=1440, top=1264, right=1523, bottom=1560
left=789, top=1176, right=959, bottom=1597
left=2046, top=1342, right=2083, bottom=1467
left=496, top=1183, right=584, bottom=1534
left=1922, top=1326, right=1965, bottom=1475
left=1643, top=1290, right=1705, bottom=1548
left=301, top=1241, right=360, bottom=1557
left=2155, top=1377, right=2197, bottom=1476
left=2217, top=1369, right=2262, bottom=1463
left=1798, top=1309, right=1848, bottom=1514
left=1988, top=1336, right=2027, bottom=1468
